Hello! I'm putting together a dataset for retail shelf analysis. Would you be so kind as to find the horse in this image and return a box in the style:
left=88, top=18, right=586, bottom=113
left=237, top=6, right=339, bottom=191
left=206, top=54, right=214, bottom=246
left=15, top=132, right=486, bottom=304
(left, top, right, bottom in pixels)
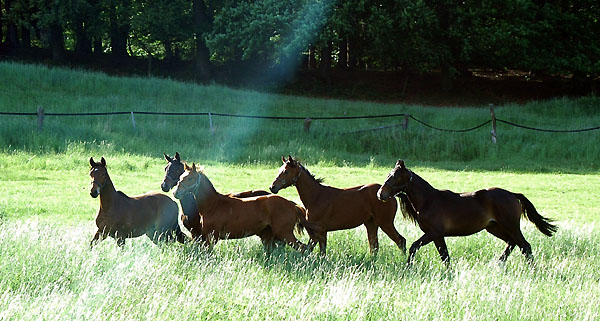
left=269, top=156, right=407, bottom=255
left=172, top=162, right=317, bottom=253
left=161, top=152, right=270, bottom=237
left=88, top=157, right=184, bottom=247
left=377, top=160, right=558, bottom=265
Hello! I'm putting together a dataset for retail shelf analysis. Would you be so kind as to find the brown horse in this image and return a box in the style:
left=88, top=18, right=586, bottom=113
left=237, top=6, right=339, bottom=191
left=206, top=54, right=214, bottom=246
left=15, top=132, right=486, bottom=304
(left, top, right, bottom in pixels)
left=269, top=156, right=407, bottom=255
left=172, top=163, right=316, bottom=253
left=377, top=160, right=558, bottom=265
left=89, top=157, right=184, bottom=247
left=161, top=152, right=270, bottom=236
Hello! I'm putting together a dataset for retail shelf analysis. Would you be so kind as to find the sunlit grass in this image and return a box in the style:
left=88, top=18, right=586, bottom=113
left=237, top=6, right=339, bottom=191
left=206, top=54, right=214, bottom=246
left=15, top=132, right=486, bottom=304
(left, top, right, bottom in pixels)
left=1, top=62, right=599, bottom=171
left=0, top=217, right=598, bottom=320
left=2, top=62, right=600, bottom=320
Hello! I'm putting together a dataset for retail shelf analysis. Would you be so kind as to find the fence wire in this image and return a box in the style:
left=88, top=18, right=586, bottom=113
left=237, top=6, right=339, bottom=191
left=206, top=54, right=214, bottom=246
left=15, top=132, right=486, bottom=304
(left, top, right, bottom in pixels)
left=1, top=111, right=599, bottom=133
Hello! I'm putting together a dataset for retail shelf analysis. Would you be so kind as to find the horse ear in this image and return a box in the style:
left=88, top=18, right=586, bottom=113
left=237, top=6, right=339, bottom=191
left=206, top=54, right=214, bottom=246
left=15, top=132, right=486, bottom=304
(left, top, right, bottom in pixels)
left=164, top=153, right=173, bottom=162
left=192, top=162, right=196, bottom=171
left=281, top=155, right=286, bottom=164
left=175, top=152, right=181, bottom=161
left=396, top=160, right=405, bottom=169
left=89, top=157, right=95, bottom=167
left=184, top=163, right=190, bottom=171
left=100, top=157, right=106, bottom=167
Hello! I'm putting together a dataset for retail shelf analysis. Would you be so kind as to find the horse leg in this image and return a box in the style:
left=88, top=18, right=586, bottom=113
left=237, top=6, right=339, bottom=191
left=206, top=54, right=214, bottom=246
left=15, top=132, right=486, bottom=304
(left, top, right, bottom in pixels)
left=364, top=219, right=380, bottom=255
left=258, top=228, right=277, bottom=255
left=407, top=233, right=435, bottom=265
left=277, top=231, right=308, bottom=253
left=379, top=223, right=407, bottom=254
left=486, top=225, right=517, bottom=262
left=505, top=228, right=533, bottom=261
left=433, top=238, right=450, bottom=266
left=89, top=230, right=107, bottom=248
left=318, top=233, right=328, bottom=255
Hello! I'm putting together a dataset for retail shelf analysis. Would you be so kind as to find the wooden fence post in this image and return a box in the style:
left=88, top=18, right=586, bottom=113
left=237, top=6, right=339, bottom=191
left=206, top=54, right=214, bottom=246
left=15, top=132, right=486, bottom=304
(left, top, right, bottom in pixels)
left=37, top=106, right=44, bottom=131
left=403, top=114, right=409, bottom=130
left=304, top=117, right=312, bottom=132
left=490, top=104, right=497, bottom=143
left=130, top=111, right=136, bottom=129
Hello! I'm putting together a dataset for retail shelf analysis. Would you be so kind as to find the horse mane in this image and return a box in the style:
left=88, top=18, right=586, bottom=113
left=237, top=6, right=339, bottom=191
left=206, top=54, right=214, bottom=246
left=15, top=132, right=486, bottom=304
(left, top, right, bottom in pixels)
left=397, top=193, right=419, bottom=224
left=299, top=164, right=324, bottom=183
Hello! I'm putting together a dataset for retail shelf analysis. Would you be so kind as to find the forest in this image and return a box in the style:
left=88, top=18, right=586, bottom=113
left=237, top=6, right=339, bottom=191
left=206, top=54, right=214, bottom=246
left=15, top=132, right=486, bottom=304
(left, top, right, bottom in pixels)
left=1, top=0, right=599, bottom=97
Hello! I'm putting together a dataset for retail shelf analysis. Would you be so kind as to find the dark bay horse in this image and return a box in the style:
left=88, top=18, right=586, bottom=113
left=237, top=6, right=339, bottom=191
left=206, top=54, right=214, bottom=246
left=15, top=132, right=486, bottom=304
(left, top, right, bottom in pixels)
left=161, top=152, right=270, bottom=236
left=269, top=156, right=407, bottom=255
left=89, top=157, right=184, bottom=247
left=172, top=163, right=316, bottom=253
left=377, top=160, right=558, bottom=265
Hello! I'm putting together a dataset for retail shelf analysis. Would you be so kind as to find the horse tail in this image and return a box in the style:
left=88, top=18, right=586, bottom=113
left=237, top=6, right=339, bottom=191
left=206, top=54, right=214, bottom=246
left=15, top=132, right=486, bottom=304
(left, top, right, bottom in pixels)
left=293, top=205, right=319, bottom=240
left=397, top=193, right=419, bottom=224
left=514, top=193, right=557, bottom=237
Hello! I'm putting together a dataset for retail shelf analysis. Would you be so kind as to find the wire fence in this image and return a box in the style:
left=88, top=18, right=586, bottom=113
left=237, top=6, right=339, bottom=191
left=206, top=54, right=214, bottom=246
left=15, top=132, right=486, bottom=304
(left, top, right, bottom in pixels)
left=1, top=108, right=599, bottom=134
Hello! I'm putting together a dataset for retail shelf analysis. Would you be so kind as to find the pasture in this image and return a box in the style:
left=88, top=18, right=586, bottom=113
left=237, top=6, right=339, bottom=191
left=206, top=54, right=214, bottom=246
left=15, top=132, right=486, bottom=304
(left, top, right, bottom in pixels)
left=1, top=62, right=600, bottom=320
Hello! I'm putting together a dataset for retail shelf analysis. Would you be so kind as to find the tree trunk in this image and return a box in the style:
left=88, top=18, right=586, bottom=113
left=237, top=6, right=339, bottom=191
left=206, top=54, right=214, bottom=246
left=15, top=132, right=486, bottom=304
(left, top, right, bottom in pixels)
left=193, top=0, right=212, bottom=81
left=74, top=20, right=92, bottom=54
left=319, top=42, right=332, bottom=76
left=308, top=44, right=317, bottom=70
left=337, top=38, right=348, bottom=70
left=49, top=24, right=65, bottom=61
left=164, top=40, right=173, bottom=61
left=21, top=26, right=31, bottom=48
left=108, top=4, right=129, bottom=58
left=93, top=37, right=103, bottom=54
left=0, top=0, right=3, bottom=44
left=5, top=0, right=19, bottom=47
left=110, top=28, right=128, bottom=57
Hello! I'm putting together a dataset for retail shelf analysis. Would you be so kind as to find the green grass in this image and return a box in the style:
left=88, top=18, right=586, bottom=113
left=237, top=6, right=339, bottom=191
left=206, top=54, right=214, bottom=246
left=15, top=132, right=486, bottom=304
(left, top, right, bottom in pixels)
left=1, top=153, right=599, bottom=320
left=1, top=62, right=600, bottom=320
left=1, top=61, right=599, bottom=171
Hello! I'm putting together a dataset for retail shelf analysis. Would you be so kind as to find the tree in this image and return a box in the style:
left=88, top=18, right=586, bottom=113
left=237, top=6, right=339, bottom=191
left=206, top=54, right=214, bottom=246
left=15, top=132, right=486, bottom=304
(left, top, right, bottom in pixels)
left=130, top=0, right=192, bottom=61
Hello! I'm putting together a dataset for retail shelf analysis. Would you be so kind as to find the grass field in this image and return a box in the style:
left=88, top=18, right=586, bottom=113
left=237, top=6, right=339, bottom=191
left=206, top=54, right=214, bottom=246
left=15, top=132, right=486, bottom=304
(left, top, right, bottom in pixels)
left=1, top=62, right=600, bottom=320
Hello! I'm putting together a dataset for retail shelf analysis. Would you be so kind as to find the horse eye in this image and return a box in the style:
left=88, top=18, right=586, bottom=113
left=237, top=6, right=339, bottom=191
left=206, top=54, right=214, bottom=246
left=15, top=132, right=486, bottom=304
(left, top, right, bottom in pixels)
left=284, top=170, right=288, bottom=174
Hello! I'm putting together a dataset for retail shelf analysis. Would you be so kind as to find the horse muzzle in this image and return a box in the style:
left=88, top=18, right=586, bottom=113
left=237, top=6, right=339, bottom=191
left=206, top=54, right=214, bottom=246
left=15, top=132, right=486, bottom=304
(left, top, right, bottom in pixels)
left=376, top=187, right=392, bottom=202
left=269, top=185, right=280, bottom=194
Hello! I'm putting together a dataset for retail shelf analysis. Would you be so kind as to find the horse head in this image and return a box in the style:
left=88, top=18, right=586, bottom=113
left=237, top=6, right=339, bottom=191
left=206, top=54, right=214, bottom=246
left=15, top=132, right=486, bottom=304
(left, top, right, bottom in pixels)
left=162, top=152, right=184, bottom=192
left=173, top=162, right=202, bottom=200
left=89, top=157, right=108, bottom=198
left=270, top=155, right=301, bottom=194
left=377, top=159, right=413, bottom=201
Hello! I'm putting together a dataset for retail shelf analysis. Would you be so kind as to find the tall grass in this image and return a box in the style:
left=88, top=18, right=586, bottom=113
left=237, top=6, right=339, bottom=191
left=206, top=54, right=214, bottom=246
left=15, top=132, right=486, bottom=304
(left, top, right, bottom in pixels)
left=2, top=62, right=600, bottom=320
left=1, top=62, right=599, bottom=171
left=1, top=217, right=599, bottom=320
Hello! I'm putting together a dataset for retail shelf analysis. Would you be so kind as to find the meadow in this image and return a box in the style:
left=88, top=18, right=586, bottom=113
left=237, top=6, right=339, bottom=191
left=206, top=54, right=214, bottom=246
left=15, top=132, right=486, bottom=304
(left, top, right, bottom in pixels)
left=1, top=62, right=599, bottom=320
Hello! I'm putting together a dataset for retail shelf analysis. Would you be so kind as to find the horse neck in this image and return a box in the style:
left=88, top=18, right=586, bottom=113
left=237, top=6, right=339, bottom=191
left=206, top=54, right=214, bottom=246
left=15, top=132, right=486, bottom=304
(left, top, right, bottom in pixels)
left=99, top=174, right=118, bottom=211
left=294, top=165, right=324, bottom=209
left=404, top=172, right=437, bottom=213
left=191, top=173, right=221, bottom=212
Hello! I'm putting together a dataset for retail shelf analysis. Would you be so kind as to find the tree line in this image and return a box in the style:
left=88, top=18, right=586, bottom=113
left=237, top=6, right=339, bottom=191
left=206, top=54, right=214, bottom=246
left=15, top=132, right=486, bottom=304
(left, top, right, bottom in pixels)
left=1, top=0, right=598, bottom=90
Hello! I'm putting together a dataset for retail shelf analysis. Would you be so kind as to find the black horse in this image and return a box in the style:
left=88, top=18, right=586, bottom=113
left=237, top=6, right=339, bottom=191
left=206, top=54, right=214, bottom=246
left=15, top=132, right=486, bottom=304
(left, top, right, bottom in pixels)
left=377, top=160, right=557, bottom=265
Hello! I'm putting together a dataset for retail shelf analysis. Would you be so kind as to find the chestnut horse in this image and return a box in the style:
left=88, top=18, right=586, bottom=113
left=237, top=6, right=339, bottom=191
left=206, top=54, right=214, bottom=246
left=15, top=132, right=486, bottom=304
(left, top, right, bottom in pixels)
left=89, top=157, right=184, bottom=247
left=173, top=163, right=316, bottom=253
left=269, top=156, right=407, bottom=255
left=161, top=152, right=270, bottom=236
left=377, top=160, right=558, bottom=265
